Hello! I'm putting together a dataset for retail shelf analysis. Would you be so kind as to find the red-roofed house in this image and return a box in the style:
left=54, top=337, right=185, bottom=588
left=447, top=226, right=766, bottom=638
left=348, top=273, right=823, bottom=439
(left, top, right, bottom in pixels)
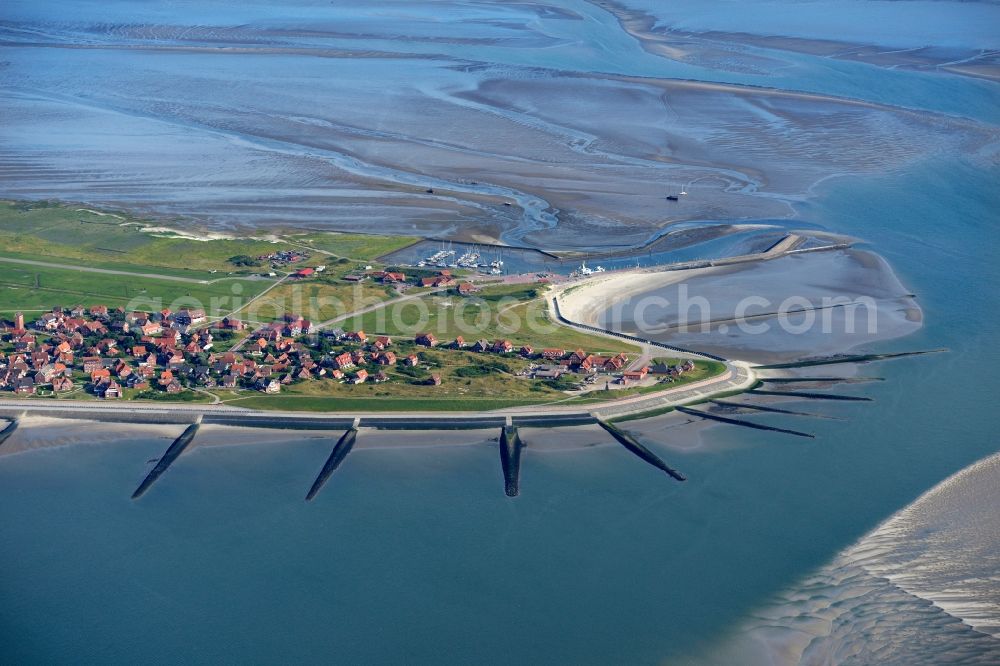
left=52, top=376, right=73, bottom=393
left=333, top=352, right=354, bottom=370
left=491, top=339, right=514, bottom=354
left=415, top=333, right=437, bottom=347
left=379, top=271, right=407, bottom=284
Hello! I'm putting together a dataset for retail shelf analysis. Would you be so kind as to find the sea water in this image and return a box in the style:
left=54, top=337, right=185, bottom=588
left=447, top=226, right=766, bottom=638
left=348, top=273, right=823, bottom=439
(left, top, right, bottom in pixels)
left=2, top=160, right=996, bottom=666
left=1, top=1, right=999, bottom=663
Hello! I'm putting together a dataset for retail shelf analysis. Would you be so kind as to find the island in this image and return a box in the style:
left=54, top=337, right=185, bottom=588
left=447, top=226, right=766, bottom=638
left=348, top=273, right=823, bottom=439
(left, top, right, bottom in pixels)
left=0, top=200, right=751, bottom=421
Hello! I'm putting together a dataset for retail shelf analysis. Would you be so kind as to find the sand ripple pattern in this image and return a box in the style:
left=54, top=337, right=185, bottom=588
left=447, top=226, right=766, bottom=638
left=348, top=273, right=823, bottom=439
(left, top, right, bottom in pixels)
left=701, top=453, right=1000, bottom=665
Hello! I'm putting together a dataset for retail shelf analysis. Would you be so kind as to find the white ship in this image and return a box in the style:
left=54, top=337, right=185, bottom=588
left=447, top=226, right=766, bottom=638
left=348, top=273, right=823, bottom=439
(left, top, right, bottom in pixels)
left=570, top=261, right=605, bottom=278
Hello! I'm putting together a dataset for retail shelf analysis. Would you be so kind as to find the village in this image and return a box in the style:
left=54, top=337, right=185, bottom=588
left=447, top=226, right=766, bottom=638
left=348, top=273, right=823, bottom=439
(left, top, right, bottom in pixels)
left=0, top=285, right=699, bottom=402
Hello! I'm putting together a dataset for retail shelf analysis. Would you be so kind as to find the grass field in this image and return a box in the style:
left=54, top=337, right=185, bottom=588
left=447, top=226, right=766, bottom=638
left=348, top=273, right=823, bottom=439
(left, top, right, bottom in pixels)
left=0, top=200, right=732, bottom=413
left=296, top=232, right=419, bottom=262
left=249, top=347, right=557, bottom=400
left=355, top=284, right=642, bottom=353
left=0, top=262, right=272, bottom=317
left=221, top=395, right=550, bottom=412
left=232, top=281, right=394, bottom=325
left=0, top=200, right=420, bottom=317
left=0, top=200, right=418, bottom=274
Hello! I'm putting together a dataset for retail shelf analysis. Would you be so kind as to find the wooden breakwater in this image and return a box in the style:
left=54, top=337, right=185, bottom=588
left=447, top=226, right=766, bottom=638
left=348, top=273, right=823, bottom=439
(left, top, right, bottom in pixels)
left=759, top=377, right=883, bottom=384
left=755, top=349, right=945, bottom=370
left=498, top=426, right=524, bottom=497
left=710, top=400, right=842, bottom=420
left=676, top=406, right=814, bottom=438
left=0, top=418, right=19, bottom=448
left=749, top=389, right=872, bottom=402
left=305, top=428, right=358, bottom=501
left=597, top=421, right=685, bottom=481
left=132, top=422, right=200, bottom=499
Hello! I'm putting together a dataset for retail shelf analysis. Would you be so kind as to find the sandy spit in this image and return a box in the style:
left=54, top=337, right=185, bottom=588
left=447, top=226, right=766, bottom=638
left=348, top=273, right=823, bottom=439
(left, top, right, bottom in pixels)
left=556, top=265, right=720, bottom=326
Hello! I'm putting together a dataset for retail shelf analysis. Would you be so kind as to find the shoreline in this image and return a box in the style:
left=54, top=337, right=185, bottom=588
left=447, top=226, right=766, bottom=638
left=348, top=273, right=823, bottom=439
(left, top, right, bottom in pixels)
left=591, top=0, right=1000, bottom=85
left=556, top=244, right=924, bottom=365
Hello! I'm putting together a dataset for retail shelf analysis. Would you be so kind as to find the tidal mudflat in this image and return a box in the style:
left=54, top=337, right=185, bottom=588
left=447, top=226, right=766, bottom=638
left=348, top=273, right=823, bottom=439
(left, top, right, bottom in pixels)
left=1, top=1, right=998, bottom=664
left=1, top=0, right=994, bottom=249
left=566, top=247, right=923, bottom=364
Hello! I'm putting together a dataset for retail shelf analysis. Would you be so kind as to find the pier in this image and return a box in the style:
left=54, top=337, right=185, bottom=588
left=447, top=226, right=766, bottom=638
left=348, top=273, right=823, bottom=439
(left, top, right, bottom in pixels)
left=131, top=421, right=201, bottom=499
left=305, top=427, right=359, bottom=501
left=498, top=424, right=524, bottom=497
left=597, top=420, right=686, bottom=481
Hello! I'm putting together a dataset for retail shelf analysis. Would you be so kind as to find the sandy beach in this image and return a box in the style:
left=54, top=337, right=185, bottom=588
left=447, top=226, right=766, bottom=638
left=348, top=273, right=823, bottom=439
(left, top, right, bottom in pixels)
left=556, top=265, right=721, bottom=327
left=0, top=417, right=179, bottom=457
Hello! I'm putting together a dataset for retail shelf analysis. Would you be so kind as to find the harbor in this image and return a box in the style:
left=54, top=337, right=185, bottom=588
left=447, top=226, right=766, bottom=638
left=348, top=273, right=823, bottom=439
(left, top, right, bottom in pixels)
left=378, top=224, right=835, bottom=277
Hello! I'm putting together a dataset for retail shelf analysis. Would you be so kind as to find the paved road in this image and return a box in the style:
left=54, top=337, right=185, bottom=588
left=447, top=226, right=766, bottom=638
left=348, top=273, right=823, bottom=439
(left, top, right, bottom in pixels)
left=221, top=273, right=295, bottom=351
